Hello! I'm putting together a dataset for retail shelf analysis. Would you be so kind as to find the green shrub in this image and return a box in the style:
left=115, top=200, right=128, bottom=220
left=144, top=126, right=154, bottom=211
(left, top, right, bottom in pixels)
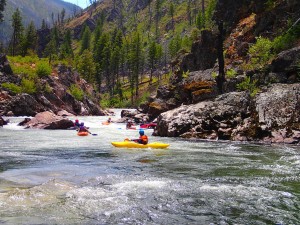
left=1, top=83, right=22, bottom=94
left=265, top=0, right=276, bottom=10
left=248, top=36, right=274, bottom=70
left=182, top=70, right=190, bottom=78
left=43, top=83, right=52, bottom=93
left=272, top=24, right=300, bottom=53
left=211, top=71, right=218, bottom=79
left=226, top=69, right=237, bottom=78
left=237, top=76, right=259, bottom=97
left=69, top=84, right=84, bottom=101
left=36, top=62, right=52, bottom=77
left=21, top=78, right=36, bottom=94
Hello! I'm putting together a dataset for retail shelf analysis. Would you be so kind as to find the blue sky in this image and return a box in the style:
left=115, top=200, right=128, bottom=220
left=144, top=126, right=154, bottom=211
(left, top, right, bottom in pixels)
left=63, top=0, right=90, bottom=9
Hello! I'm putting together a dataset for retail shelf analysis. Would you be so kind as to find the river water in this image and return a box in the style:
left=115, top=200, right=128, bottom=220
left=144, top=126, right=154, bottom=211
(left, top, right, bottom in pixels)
left=0, top=110, right=299, bottom=225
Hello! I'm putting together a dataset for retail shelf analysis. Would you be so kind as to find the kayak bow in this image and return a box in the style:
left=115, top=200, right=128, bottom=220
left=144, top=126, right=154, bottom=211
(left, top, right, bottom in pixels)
left=77, top=131, right=89, bottom=136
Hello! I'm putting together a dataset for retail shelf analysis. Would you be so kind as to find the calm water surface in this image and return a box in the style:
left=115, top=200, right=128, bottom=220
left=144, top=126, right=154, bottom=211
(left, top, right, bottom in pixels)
left=0, top=110, right=299, bottom=225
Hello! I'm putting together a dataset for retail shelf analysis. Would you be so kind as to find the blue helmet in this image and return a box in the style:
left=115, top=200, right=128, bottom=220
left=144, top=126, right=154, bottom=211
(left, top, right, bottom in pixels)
left=80, top=122, right=84, bottom=126
left=139, top=129, right=144, bottom=135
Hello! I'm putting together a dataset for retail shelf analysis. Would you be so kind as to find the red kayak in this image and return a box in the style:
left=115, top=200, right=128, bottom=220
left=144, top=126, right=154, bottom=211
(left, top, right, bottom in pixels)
left=140, top=123, right=157, bottom=129
left=77, top=131, right=89, bottom=136
left=126, top=126, right=137, bottom=130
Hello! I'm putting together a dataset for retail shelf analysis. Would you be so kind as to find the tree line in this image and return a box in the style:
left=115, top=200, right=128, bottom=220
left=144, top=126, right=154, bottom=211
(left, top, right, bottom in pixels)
left=1, top=0, right=218, bottom=105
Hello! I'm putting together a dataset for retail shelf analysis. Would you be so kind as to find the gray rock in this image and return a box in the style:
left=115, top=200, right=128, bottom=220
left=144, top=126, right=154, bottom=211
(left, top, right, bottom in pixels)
left=25, top=111, right=74, bottom=129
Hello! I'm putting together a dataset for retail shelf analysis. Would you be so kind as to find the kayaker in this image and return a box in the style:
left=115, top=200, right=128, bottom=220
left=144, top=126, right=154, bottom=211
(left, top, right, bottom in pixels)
left=132, top=129, right=148, bottom=144
left=78, top=122, right=89, bottom=133
left=140, top=118, right=147, bottom=125
left=126, top=119, right=134, bottom=129
left=74, top=119, right=80, bottom=128
left=107, top=117, right=112, bottom=123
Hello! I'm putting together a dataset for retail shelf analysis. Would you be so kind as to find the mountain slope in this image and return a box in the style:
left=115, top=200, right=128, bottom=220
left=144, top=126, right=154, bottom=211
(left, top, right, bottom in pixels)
left=0, top=0, right=81, bottom=45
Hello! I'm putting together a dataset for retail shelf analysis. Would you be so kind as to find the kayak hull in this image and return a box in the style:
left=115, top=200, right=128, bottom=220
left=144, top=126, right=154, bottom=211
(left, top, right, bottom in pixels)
left=77, top=132, right=89, bottom=136
left=140, top=123, right=157, bottom=129
left=111, top=141, right=169, bottom=149
left=126, top=126, right=136, bottom=130
left=102, top=121, right=111, bottom=125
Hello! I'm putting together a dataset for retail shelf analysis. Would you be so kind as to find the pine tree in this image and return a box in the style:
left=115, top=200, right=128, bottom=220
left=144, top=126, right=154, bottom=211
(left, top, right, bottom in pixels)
left=93, top=19, right=103, bottom=52
left=102, top=43, right=111, bottom=96
left=45, top=36, right=56, bottom=64
left=168, top=34, right=181, bottom=58
left=196, top=11, right=205, bottom=29
left=187, top=0, right=192, bottom=26
left=10, top=8, right=24, bottom=56
left=80, top=25, right=91, bottom=53
left=129, top=31, right=142, bottom=99
left=41, top=19, right=48, bottom=29
left=0, top=0, right=6, bottom=22
left=94, top=32, right=110, bottom=92
left=110, top=46, right=120, bottom=94
left=61, top=29, right=73, bottom=59
left=21, top=21, right=37, bottom=56
left=147, top=0, right=152, bottom=29
left=154, top=0, right=161, bottom=39
left=169, top=2, right=175, bottom=31
left=78, top=49, right=96, bottom=83
left=148, top=40, right=156, bottom=83
left=52, top=25, right=60, bottom=50
left=60, top=8, right=66, bottom=25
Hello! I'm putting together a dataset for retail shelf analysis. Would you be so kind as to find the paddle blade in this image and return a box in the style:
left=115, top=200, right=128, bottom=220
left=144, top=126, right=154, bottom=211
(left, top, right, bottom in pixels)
left=92, top=134, right=98, bottom=136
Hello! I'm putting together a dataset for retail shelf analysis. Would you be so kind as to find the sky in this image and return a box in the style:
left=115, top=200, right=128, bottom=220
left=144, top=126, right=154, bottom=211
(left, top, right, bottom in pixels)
left=63, top=0, right=91, bottom=9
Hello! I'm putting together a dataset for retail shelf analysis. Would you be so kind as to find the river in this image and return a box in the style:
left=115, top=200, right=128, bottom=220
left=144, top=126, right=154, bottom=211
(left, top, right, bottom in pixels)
left=0, top=109, right=299, bottom=225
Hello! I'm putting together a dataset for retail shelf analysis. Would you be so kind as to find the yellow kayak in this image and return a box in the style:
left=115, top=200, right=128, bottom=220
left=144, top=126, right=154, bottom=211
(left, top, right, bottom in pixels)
left=111, top=141, right=169, bottom=149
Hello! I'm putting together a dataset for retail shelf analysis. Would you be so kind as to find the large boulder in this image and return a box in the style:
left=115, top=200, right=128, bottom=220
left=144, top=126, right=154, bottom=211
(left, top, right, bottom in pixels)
left=0, top=54, right=19, bottom=84
left=269, top=46, right=300, bottom=83
left=154, top=83, right=300, bottom=144
left=0, top=54, right=13, bottom=75
left=154, top=91, right=250, bottom=139
left=24, top=111, right=74, bottom=129
left=0, top=115, right=9, bottom=126
left=8, top=94, right=46, bottom=116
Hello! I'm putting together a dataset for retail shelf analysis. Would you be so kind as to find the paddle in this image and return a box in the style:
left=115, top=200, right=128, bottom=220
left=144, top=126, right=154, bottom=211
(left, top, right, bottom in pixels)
left=88, top=131, right=98, bottom=136
left=124, top=138, right=138, bottom=142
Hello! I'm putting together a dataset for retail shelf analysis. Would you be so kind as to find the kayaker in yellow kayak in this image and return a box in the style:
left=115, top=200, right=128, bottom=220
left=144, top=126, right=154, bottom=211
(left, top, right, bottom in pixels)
left=131, top=130, right=148, bottom=144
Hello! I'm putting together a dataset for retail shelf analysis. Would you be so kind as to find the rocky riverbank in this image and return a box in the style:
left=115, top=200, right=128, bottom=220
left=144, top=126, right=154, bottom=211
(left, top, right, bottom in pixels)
left=0, top=54, right=107, bottom=117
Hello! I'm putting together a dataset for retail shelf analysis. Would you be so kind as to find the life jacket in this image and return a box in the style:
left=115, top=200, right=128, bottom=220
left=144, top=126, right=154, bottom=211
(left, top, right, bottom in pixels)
left=79, top=126, right=86, bottom=132
left=140, top=135, right=148, bottom=144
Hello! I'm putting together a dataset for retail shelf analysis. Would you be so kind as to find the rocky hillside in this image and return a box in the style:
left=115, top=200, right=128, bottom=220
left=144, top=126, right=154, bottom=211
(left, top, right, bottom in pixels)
left=139, top=0, right=300, bottom=144
left=0, top=0, right=81, bottom=45
left=0, top=54, right=107, bottom=117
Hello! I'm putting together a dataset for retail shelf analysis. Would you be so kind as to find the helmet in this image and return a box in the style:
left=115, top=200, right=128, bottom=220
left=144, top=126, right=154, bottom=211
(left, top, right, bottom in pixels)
left=75, top=119, right=79, bottom=122
left=80, top=122, right=84, bottom=126
left=139, top=129, right=144, bottom=135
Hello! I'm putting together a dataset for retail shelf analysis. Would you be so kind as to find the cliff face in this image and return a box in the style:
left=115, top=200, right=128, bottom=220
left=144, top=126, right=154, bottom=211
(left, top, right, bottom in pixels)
left=0, top=54, right=107, bottom=117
